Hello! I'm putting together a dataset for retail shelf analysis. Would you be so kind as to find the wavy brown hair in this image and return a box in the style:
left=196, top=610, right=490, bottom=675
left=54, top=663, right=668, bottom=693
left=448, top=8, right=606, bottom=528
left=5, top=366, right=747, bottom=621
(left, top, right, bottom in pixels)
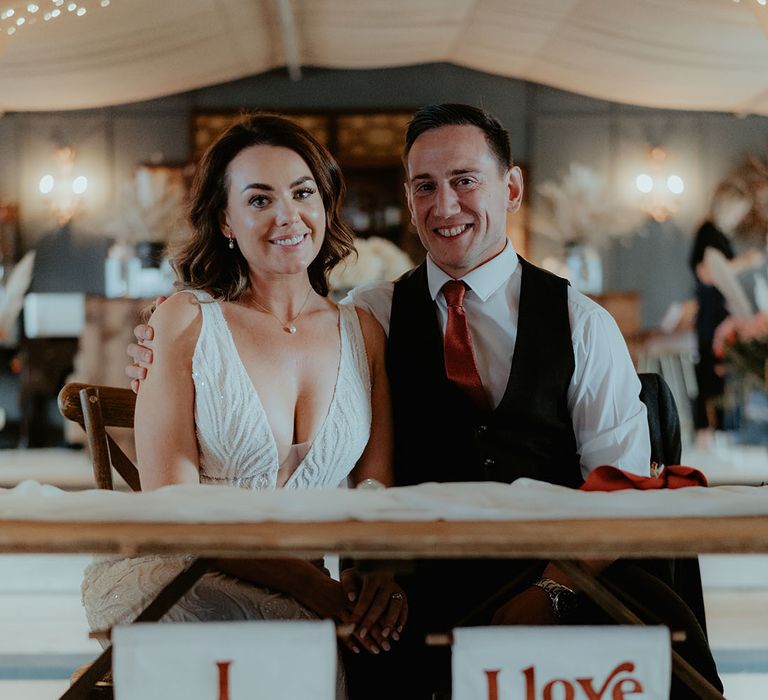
left=173, top=113, right=355, bottom=299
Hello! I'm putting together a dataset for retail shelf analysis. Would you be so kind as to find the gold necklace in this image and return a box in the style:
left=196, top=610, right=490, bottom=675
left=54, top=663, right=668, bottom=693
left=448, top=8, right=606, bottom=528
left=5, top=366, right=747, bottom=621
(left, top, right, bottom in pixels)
left=248, top=287, right=313, bottom=334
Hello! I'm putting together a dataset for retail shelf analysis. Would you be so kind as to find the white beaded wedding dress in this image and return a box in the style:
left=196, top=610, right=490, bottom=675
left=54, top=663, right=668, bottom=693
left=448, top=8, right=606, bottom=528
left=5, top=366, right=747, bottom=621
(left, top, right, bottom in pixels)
left=82, top=291, right=372, bottom=698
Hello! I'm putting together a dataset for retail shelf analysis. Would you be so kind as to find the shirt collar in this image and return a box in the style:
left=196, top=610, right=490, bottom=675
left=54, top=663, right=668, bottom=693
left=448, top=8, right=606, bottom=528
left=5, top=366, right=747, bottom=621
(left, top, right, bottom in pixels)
left=426, top=240, right=519, bottom=301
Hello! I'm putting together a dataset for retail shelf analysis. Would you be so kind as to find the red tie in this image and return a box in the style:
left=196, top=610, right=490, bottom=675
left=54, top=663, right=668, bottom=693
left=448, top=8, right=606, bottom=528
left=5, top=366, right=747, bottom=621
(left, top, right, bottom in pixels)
left=442, top=280, right=489, bottom=410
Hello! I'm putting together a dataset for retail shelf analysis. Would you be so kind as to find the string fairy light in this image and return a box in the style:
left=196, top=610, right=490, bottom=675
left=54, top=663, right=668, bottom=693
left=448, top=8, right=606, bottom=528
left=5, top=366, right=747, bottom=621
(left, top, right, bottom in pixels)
left=0, top=0, right=110, bottom=36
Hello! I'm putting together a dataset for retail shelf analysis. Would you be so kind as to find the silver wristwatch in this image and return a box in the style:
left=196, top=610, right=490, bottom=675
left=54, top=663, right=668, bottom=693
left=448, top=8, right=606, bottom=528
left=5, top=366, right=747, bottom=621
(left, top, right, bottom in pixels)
left=532, top=577, right=578, bottom=620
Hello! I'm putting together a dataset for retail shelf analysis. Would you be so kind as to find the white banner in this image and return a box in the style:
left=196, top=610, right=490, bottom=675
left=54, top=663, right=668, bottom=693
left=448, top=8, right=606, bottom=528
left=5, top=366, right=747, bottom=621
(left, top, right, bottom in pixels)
left=452, top=626, right=670, bottom=700
left=112, top=620, right=337, bottom=700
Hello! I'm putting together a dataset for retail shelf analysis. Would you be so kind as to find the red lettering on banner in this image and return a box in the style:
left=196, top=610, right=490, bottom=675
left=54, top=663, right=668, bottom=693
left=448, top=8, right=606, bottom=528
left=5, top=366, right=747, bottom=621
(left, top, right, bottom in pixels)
left=612, top=677, right=643, bottom=700
left=216, top=660, right=232, bottom=700
left=543, top=679, right=575, bottom=700
left=484, top=669, right=501, bottom=700
left=484, top=661, right=643, bottom=700
left=523, top=665, right=536, bottom=700
left=576, top=662, right=635, bottom=700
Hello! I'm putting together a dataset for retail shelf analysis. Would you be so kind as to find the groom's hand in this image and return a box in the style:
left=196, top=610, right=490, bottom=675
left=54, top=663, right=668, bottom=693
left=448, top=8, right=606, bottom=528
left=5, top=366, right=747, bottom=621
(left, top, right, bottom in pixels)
left=491, top=586, right=558, bottom=626
left=126, top=296, right=167, bottom=393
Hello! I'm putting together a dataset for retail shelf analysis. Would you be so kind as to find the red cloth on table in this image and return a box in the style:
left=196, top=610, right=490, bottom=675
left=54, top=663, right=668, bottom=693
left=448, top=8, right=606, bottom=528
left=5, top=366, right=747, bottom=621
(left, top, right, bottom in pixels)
left=580, top=465, right=708, bottom=492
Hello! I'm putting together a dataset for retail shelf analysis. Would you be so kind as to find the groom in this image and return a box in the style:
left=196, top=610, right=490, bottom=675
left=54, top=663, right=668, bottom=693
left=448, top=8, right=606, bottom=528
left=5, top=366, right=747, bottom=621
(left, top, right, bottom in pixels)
left=127, top=104, right=721, bottom=698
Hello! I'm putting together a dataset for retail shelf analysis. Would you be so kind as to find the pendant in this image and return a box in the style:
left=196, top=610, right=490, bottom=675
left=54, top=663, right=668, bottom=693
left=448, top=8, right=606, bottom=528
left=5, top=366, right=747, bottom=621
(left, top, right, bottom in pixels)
left=285, top=324, right=297, bottom=334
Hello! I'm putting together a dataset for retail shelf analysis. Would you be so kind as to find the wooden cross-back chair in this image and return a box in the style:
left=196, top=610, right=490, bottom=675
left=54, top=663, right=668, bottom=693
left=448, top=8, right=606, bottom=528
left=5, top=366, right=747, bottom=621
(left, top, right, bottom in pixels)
left=57, top=383, right=141, bottom=492
left=57, top=383, right=212, bottom=699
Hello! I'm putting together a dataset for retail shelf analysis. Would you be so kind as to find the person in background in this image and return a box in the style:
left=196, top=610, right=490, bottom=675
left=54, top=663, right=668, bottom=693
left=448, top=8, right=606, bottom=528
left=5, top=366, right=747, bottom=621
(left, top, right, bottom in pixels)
left=690, top=181, right=763, bottom=445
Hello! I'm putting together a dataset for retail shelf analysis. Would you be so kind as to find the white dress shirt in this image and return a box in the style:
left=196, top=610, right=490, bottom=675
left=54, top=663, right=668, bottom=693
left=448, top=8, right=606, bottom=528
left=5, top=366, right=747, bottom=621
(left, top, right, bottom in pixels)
left=344, top=242, right=651, bottom=478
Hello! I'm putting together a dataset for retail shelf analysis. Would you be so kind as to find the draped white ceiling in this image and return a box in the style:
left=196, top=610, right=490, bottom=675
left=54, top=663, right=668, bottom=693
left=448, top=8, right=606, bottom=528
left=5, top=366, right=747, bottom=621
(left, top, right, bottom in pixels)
left=0, top=0, right=767, bottom=114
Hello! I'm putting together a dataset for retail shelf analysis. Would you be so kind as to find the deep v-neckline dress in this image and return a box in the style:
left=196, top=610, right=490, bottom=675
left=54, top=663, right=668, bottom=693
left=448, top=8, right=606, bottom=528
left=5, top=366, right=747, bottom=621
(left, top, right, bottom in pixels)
left=192, top=290, right=371, bottom=490
left=82, top=290, right=372, bottom=699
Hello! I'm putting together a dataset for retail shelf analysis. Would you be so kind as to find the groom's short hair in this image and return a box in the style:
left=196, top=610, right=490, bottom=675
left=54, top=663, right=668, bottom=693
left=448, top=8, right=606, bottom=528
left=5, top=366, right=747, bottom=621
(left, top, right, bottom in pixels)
left=403, top=104, right=512, bottom=173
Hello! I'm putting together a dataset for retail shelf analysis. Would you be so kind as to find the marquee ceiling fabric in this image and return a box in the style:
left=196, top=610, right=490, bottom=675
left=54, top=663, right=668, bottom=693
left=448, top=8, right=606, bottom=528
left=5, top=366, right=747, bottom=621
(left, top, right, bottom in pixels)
left=0, top=0, right=766, bottom=114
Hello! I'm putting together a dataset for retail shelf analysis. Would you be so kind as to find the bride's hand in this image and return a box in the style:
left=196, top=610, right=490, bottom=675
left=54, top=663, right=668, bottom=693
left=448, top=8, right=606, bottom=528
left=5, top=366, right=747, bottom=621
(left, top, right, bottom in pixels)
left=301, top=575, right=382, bottom=656
left=340, top=569, right=408, bottom=651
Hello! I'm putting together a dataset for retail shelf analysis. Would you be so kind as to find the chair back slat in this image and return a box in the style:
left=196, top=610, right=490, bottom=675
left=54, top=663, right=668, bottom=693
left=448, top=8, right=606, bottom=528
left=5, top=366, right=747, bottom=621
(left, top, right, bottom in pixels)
left=79, top=388, right=114, bottom=490
left=58, top=382, right=141, bottom=492
left=107, top=434, right=142, bottom=492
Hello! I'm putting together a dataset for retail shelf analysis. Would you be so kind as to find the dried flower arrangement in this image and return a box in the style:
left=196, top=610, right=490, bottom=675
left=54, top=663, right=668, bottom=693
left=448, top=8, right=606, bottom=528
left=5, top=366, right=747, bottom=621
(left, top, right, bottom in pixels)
left=109, top=165, right=191, bottom=245
left=532, top=164, right=643, bottom=247
left=727, top=154, right=768, bottom=245
left=329, top=236, right=413, bottom=290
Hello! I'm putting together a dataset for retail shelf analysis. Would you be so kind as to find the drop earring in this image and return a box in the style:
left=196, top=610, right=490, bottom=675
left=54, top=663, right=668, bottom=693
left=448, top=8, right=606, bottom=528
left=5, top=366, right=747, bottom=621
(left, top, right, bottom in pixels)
left=228, top=236, right=235, bottom=250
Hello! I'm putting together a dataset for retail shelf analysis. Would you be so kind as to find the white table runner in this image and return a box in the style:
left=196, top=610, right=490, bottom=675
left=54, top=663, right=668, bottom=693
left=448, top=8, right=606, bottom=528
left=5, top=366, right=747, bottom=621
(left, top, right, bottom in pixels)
left=0, top=479, right=765, bottom=523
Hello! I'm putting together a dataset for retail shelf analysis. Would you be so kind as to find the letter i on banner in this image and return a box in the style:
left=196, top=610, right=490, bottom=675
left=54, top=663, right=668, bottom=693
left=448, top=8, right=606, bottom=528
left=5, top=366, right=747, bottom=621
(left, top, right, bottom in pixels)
left=217, top=661, right=232, bottom=700
left=485, top=669, right=501, bottom=700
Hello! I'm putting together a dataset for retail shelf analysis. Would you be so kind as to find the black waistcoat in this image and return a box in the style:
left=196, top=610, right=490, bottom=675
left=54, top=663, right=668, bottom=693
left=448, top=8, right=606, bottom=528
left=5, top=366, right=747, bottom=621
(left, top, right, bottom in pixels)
left=387, top=257, right=582, bottom=489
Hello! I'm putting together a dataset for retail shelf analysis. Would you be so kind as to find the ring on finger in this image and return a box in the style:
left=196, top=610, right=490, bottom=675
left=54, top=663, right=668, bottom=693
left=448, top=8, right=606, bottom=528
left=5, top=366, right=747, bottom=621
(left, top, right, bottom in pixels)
left=390, top=591, right=404, bottom=601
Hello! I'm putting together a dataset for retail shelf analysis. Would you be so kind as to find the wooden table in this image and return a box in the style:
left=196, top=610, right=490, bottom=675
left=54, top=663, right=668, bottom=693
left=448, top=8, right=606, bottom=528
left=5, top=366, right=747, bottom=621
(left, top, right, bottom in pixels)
left=7, top=514, right=762, bottom=700
left=1, top=515, right=768, bottom=559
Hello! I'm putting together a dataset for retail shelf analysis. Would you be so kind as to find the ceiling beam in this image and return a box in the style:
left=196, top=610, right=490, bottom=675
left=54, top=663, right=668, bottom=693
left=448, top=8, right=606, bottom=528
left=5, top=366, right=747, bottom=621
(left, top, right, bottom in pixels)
left=275, top=0, right=302, bottom=81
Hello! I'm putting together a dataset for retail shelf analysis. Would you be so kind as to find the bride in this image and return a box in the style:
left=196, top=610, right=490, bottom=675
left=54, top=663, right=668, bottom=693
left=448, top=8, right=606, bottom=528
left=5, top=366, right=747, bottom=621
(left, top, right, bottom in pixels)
left=82, top=115, right=405, bottom=688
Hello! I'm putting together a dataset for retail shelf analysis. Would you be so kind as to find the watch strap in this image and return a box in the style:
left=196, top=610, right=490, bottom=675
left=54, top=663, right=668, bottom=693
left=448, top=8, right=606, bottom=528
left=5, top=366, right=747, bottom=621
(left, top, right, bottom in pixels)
left=532, top=577, right=577, bottom=620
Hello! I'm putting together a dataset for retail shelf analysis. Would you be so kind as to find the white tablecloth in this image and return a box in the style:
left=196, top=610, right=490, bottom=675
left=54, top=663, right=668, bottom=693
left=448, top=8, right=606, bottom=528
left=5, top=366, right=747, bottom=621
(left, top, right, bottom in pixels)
left=0, top=479, right=765, bottom=523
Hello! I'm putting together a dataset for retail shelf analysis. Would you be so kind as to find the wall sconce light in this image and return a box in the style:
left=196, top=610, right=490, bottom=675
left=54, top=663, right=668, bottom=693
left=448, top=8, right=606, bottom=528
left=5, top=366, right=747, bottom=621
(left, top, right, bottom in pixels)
left=38, top=146, right=88, bottom=225
left=634, top=147, right=685, bottom=222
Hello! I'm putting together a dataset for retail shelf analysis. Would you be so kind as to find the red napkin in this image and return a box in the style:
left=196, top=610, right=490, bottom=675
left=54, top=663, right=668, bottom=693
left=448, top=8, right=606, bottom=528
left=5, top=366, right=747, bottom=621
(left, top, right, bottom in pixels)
left=580, top=465, right=708, bottom=492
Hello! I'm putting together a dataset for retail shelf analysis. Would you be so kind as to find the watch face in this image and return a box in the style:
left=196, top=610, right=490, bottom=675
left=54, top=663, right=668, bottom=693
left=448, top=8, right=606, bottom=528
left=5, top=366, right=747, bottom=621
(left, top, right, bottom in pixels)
left=554, top=590, right=578, bottom=621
